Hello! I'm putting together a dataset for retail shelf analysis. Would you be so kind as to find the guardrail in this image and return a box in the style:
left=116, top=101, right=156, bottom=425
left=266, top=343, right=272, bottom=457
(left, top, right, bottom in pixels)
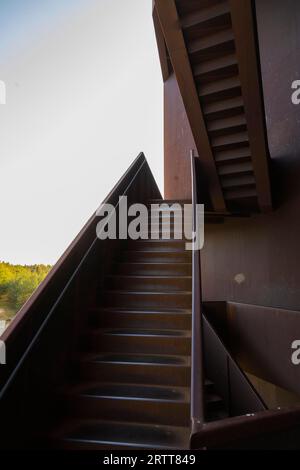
left=190, top=152, right=205, bottom=439
left=0, top=152, right=161, bottom=448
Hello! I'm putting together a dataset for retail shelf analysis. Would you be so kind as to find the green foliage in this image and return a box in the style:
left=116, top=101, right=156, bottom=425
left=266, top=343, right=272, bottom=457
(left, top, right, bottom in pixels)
left=0, top=261, right=52, bottom=314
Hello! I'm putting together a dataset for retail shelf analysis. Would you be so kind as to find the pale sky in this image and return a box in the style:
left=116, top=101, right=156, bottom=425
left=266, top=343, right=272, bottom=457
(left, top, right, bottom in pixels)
left=0, top=0, right=163, bottom=265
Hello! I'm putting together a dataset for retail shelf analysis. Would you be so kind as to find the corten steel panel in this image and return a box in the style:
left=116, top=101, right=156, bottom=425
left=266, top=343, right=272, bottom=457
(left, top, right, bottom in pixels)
left=228, top=359, right=267, bottom=416
left=255, top=0, right=300, bottom=163
left=225, top=302, right=300, bottom=397
left=203, top=319, right=229, bottom=408
left=203, top=316, right=266, bottom=418
left=164, top=73, right=195, bottom=200
left=201, top=196, right=300, bottom=308
left=229, top=0, right=272, bottom=212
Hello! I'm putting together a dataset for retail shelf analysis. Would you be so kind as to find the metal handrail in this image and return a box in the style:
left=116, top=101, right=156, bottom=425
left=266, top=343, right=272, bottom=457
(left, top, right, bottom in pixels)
left=190, top=405, right=300, bottom=449
left=190, top=150, right=205, bottom=436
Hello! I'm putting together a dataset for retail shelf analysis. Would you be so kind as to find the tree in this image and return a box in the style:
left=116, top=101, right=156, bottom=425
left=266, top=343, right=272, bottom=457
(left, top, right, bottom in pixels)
left=0, top=261, right=52, bottom=312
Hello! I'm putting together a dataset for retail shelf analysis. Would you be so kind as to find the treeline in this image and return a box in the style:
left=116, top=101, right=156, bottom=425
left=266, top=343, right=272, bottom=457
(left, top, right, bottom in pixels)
left=0, top=261, right=52, bottom=313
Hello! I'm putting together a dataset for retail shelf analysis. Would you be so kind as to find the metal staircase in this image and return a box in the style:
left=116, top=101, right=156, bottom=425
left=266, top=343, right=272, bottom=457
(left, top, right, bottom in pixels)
left=0, top=153, right=298, bottom=450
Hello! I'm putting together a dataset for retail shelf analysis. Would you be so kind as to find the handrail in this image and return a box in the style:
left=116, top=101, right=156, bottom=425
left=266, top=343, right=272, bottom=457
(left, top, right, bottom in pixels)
left=0, top=152, right=160, bottom=401
left=191, top=406, right=300, bottom=449
left=190, top=151, right=205, bottom=436
left=189, top=151, right=266, bottom=449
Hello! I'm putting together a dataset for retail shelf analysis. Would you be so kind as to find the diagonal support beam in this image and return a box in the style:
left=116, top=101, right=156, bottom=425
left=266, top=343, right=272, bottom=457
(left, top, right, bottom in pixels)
left=154, top=0, right=226, bottom=212
left=229, top=0, right=272, bottom=213
left=152, top=6, right=171, bottom=82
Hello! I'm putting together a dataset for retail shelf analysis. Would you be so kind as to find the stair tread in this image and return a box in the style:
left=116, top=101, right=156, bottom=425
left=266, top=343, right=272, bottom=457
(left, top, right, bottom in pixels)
left=122, top=252, right=192, bottom=263
left=199, top=76, right=241, bottom=97
left=218, top=161, right=253, bottom=175
left=207, top=114, right=247, bottom=132
left=205, top=393, right=224, bottom=403
left=98, top=328, right=191, bottom=337
left=103, top=290, right=192, bottom=294
left=132, top=237, right=188, bottom=240
left=115, top=263, right=192, bottom=276
left=105, top=275, right=192, bottom=290
left=123, top=250, right=191, bottom=254
left=149, top=202, right=186, bottom=210
left=205, top=379, right=214, bottom=387
left=53, top=419, right=190, bottom=450
left=64, top=381, right=190, bottom=403
left=148, top=215, right=190, bottom=218
left=224, top=187, right=257, bottom=200
left=117, top=262, right=192, bottom=265
left=181, top=1, right=230, bottom=29
left=211, top=131, right=249, bottom=148
left=194, top=53, right=237, bottom=77
left=81, top=352, right=191, bottom=366
left=188, top=29, right=234, bottom=54
left=148, top=199, right=191, bottom=204
left=215, top=146, right=252, bottom=163
left=127, top=241, right=189, bottom=252
left=221, top=174, right=256, bottom=189
left=106, top=275, right=192, bottom=279
left=204, top=96, right=244, bottom=116
left=150, top=211, right=191, bottom=215
left=96, top=307, right=191, bottom=314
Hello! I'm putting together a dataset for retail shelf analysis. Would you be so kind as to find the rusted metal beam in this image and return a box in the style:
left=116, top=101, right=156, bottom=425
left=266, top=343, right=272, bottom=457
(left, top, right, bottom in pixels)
left=154, top=0, right=227, bottom=212
left=229, top=0, right=273, bottom=212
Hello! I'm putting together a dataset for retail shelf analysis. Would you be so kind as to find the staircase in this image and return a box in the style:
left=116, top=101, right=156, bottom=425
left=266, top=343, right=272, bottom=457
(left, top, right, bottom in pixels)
left=50, top=199, right=193, bottom=450
left=179, top=0, right=257, bottom=205
left=0, top=154, right=292, bottom=451
left=154, top=0, right=272, bottom=212
left=204, top=379, right=228, bottom=423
